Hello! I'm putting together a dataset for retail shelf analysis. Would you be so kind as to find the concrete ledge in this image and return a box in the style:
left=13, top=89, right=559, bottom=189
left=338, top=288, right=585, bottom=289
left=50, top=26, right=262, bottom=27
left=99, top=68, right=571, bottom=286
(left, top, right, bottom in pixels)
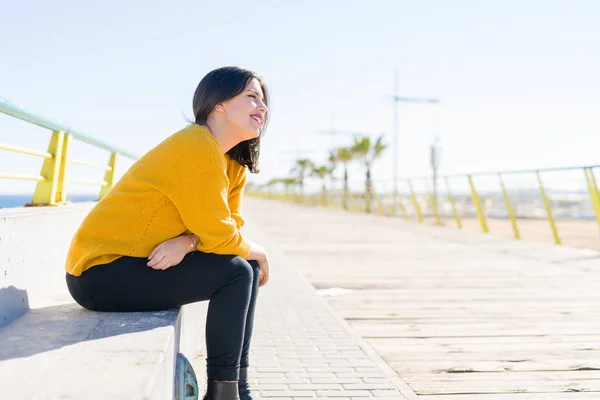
left=0, top=301, right=179, bottom=399
left=0, top=204, right=204, bottom=399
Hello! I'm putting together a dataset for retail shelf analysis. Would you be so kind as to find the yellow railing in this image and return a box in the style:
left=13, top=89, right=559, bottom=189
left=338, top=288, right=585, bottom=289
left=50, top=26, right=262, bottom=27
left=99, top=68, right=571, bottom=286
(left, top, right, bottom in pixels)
left=0, top=97, right=137, bottom=206
left=249, top=164, right=600, bottom=249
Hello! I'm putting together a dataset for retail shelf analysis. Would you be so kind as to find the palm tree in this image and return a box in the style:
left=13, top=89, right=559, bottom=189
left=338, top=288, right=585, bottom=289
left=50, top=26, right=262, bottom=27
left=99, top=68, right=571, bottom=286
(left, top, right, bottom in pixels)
left=311, top=164, right=333, bottom=205
left=263, top=178, right=280, bottom=197
left=350, top=135, right=387, bottom=213
left=281, top=177, right=298, bottom=197
left=291, top=158, right=314, bottom=199
left=334, top=147, right=354, bottom=210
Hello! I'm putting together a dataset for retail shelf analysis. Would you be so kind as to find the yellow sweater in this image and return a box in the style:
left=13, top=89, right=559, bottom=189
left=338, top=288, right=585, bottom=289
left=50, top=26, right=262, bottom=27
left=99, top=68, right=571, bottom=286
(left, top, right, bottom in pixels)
left=65, top=124, right=251, bottom=276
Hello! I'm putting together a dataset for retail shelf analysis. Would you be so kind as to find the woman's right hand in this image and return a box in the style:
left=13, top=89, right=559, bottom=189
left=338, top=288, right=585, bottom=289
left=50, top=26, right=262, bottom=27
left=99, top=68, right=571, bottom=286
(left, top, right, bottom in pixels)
left=258, top=257, right=270, bottom=287
left=147, top=235, right=196, bottom=270
left=247, top=240, right=270, bottom=287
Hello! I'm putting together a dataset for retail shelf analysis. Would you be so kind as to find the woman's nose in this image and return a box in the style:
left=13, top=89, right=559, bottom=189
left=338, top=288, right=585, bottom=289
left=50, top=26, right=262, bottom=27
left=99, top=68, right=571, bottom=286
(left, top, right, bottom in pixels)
left=258, top=100, right=267, bottom=113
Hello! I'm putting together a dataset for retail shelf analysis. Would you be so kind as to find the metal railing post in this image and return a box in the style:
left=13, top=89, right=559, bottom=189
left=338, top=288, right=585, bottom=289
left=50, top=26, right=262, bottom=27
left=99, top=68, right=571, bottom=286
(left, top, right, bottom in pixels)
left=99, top=152, right=118, bottom=199
left=408, top=179, right=424, bottom=223
left=585, top=168, right=600, bottom=229
left=427, top=181, right=442, bottom=225
left=498, top=173, right=520, bottom=239
left=444, top=177, right=462, bottom=229
left=31, top=131, right=65, bottom=205
left=536, top=171, right=561, bottom=245
left=468, top=175, right=489, bottom=233
left=55, top=133, right=72, bottom=203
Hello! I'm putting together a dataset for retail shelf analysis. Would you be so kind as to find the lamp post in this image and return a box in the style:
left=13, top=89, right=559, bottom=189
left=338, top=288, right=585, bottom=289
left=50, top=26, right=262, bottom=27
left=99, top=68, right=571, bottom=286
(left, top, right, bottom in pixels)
left=391, top=68, right=441, bottom=216
left=430, top=136, right=442, bottom=222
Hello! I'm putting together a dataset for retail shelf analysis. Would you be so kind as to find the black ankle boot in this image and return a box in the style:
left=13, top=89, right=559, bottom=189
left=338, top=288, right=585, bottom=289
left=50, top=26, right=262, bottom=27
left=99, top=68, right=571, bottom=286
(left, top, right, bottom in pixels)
left=238, top=368, right=253, bottom=400
left=202, top=380, right=240, bottom=400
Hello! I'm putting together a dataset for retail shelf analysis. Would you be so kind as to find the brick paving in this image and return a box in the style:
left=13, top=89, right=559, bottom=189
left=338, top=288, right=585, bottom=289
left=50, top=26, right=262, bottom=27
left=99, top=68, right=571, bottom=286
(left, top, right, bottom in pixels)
left=193, top=211, right=414, bottom=399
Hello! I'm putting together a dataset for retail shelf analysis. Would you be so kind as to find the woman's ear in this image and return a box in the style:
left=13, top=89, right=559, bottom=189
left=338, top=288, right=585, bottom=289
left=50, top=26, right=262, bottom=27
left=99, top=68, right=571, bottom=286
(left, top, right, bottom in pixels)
left=214, top=103, right=225, bottom=112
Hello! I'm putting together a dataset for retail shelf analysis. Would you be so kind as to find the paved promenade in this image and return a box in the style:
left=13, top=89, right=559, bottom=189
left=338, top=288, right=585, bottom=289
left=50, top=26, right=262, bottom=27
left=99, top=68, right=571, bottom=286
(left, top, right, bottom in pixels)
left=200, top=197, right=600, bottom=399
left=192, top=198, right=412, bottom=399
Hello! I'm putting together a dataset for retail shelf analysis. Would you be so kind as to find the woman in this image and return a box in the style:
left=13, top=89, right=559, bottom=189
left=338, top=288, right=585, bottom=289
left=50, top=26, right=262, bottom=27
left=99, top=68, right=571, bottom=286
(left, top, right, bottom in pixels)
left=65, top=66, right=270, bottom=400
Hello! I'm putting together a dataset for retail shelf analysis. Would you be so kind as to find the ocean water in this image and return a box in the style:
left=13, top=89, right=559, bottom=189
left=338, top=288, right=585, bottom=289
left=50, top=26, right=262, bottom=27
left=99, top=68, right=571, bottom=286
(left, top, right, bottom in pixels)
left=0, top=194, right=98, bottom=209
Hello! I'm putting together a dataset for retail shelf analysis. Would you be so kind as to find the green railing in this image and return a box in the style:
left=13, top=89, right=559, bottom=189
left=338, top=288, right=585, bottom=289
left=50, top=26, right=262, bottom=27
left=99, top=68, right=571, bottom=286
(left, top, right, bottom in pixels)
left=250, top=165, right=600, bottom=249
left=0, top=97, right=137, bottom=206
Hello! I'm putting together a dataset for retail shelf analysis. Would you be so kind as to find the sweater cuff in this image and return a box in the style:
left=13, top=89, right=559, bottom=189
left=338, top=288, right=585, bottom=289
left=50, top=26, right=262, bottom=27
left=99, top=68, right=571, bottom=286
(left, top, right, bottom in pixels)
left=238, top=237, right=252, bottom=259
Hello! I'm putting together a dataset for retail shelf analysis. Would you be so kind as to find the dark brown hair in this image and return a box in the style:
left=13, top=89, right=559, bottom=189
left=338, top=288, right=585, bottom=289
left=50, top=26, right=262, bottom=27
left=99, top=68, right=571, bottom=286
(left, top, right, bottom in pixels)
left=192, top=66, right=269, bottom=173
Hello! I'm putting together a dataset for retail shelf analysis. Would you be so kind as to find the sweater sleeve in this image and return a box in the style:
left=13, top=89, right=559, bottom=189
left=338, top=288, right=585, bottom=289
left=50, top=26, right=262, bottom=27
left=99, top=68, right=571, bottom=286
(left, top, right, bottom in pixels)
left=167, top=159, right=251, bottom=258
left=229, top=167, right=247, bottom=229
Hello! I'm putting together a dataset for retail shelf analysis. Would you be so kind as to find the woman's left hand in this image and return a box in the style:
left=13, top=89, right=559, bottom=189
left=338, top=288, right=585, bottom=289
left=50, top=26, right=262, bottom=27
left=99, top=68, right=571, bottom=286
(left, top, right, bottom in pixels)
left=147, top=235, right=195, bottom=270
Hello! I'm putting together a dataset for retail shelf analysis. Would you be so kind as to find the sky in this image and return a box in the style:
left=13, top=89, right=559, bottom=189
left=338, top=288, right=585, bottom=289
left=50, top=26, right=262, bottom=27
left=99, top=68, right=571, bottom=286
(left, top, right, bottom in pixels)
left=1, top=0, right=599, bottom=195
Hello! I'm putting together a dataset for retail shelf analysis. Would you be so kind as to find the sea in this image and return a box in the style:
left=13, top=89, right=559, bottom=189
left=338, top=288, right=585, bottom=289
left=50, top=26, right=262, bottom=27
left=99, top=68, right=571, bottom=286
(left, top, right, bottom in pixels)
left=0, top=194, right=99, bottom=209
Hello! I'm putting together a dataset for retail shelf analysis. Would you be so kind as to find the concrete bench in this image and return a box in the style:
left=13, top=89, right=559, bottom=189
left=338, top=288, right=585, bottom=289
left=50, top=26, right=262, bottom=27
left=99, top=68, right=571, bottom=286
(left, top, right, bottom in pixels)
left=0, top=204, right=202, bottom=399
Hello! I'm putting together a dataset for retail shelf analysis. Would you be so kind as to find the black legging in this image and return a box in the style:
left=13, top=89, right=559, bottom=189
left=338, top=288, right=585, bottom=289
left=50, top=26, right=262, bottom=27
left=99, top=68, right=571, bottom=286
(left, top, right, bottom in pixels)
left=65, top=252, right=260, bottom=381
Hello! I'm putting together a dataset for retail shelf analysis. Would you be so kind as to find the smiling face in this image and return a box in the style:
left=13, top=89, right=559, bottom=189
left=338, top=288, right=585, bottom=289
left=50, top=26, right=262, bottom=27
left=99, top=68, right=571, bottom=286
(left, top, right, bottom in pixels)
left=217, top=77, right=268, bottom=143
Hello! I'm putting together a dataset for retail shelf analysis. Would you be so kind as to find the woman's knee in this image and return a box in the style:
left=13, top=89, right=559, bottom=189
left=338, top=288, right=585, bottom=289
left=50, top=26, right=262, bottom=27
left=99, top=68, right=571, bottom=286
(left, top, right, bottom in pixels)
left=229, top=256, right=256, bottom=283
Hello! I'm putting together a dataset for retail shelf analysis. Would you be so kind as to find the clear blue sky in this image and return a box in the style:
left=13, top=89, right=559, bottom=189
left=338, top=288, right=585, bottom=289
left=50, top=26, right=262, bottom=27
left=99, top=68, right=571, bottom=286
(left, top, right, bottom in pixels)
left=1, top=0, right=599, bottom=194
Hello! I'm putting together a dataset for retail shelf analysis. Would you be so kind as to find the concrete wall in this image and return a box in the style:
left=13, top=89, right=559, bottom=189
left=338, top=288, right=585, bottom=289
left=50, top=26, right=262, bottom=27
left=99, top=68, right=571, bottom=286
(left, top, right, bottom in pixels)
left=0, top=203, right=95, bottom=325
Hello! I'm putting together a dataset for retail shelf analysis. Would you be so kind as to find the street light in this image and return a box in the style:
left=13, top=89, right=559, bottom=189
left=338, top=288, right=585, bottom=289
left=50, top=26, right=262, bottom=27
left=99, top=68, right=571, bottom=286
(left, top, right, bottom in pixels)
left=430, top=136, right=442, bottom=221
left=390, top=68, right=441, bottom=216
